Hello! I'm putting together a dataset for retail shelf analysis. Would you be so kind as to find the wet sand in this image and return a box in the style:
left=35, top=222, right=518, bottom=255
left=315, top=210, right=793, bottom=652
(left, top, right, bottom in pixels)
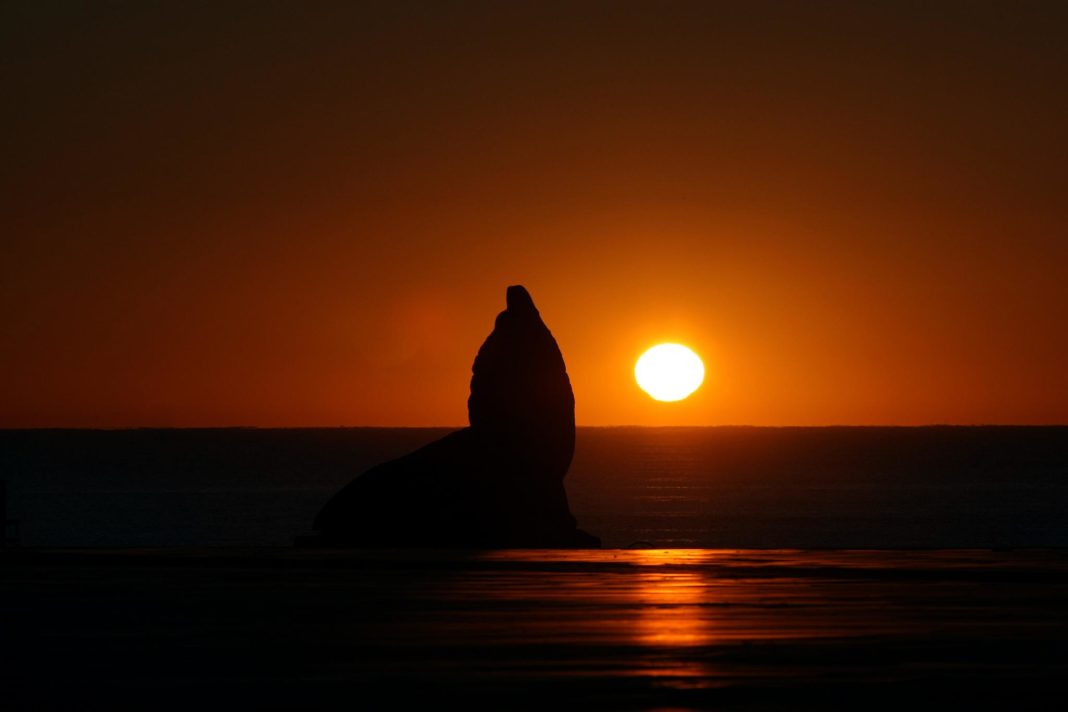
left=3, top=548, right=1067, bottom=710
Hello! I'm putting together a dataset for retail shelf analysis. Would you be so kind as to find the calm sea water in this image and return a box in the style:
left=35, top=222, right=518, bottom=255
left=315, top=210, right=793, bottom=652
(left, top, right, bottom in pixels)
left=6, top=429, right=1066, bottom=709
left=4, top=547, right=1067, bottom=709
left=3, top=426, right=1067, bottom=548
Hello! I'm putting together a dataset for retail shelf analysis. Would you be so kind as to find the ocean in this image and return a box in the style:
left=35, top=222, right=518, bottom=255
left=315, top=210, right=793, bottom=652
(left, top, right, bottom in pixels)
left=4, top=427, right=1068, bottom=709
left=3, top=426, right=1066, bottom=548
left=4, top=547, right=1067, bottom=709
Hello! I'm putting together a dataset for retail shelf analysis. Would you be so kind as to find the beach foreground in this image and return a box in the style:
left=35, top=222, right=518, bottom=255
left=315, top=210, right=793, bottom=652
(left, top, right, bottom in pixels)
left=3, top=548, right=1067, bottom=710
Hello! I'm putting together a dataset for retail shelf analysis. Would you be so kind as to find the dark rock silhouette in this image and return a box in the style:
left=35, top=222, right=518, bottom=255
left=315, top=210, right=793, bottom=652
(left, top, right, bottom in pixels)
left=310, top=285, right=599, bottom=547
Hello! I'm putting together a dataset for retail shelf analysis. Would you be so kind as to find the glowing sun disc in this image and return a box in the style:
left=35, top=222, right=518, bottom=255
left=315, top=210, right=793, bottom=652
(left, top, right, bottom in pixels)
left=635, top=343, right=705, bottom=402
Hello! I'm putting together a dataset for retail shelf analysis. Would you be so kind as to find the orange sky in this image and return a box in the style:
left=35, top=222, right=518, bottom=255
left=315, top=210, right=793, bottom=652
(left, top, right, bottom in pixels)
left=2, top=2, right=1067, bottom=427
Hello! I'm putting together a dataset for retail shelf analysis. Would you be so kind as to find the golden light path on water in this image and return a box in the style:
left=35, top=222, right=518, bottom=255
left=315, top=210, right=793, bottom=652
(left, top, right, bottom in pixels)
left=631, top=549, right=713, bottom=649
left=453, top=548, right=978, bottom=681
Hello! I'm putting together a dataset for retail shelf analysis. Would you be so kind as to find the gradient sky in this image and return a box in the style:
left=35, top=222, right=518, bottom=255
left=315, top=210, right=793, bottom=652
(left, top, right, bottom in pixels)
left=3, top=1, right=1067, bottom=427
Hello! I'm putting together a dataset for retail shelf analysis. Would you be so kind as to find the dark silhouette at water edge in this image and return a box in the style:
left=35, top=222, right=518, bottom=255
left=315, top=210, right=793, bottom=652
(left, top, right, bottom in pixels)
left=307, top=286, right=599, bottom=547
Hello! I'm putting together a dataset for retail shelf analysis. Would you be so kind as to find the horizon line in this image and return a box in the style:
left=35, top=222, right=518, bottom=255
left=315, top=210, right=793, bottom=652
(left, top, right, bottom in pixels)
left=3, top=423, right=1068, bottom=431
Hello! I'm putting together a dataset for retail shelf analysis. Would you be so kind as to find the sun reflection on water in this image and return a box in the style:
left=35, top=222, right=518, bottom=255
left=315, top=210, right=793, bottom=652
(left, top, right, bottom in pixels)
left=630, top=549, right=715, bottom=649
left=445, top=548, right=1040, bottom=688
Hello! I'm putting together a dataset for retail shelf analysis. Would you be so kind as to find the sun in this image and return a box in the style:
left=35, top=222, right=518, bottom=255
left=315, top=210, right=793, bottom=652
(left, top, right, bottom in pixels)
left=635, top=343, right=705, bottom=402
